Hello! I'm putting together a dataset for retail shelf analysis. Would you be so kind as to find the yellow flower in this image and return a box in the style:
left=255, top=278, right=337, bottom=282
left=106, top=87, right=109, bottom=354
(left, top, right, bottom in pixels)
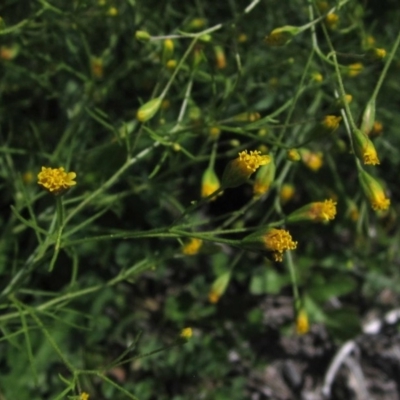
left=182, top=238, right=203, bottom=255
left=352, top=129, right=380, bottom=165
left=180, top=327, right=193, bottom=339
left=263, top=229, right=297, bottom=262
left=359, top=170, right=390, bottom=211
left=280, top=184, right=295, bottom=204
left=209, top=126, right=221, bottom=139
left=347, top=63, right=363, bottom=77
left=301, top=150, right=323, bottom=171
left=325, top=13, right=339, bottom=29
left=322, top=115, right=342, bottom=132
left=287, top=199, right=337, bottom=223
left=370, top=121, right=383, bottom=137
left=221, top=150, right=270, bottom=188
left=37, top=167, right=76, bottom=194
left=80, top=393, right=89, bottom=400
left=311, top=72, right=323, bottom=82
left=241, top=228, right=297, bottom=262
left=287, top=149, right=301, bottom=162
left=107, top=6, right=118, bottom=16
left=295, top=310, right=309, bottom=335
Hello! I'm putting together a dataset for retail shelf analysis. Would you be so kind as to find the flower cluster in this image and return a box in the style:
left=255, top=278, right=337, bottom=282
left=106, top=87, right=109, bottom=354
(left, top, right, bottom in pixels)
left=37, top=167, right=76, bottom=194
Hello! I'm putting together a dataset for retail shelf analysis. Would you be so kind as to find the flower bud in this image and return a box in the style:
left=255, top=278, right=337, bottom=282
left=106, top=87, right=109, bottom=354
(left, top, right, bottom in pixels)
left=287, top=199, right=337, bottom=223
left=208, top=126, right=221, bottom=139
left=321, top=115, right=342, bottom=133
left=208, top=271, right=231, bottom=303
left=352, top=128, right=379, bottom=165
left=265, top=26, right=301, bottom=46
left=360, top=99, right=375, bottom=136
left=295, top=309, right=309, bottom=335
left=280, top=184, right=295, bottom=204
left=300, top=149, right=323, bottom=171
left=325, top=13, right=339, bottom=30
left=221, top=150, right=270, bottom=189
left=136, top=98, right=162, bottom=122
left=241, top=228, right=297, bottom=262
left=182, top=238, right=203, bottom=255
left=0, top=44, right=19, bottom=61
left=91, top=57, right=103, bottom=79
left=253, top=156, right=276, bottom=198
left=180, top=327, right=193, bottom=339
left=287, top=149, right=301, bottom=162
left=214, top=45, right=227, bottom=69
left=201, top=167, right=221, bottom=200
left=135, top=30, right=151, bottom=42
left=366, top=47, right=386, bottom=61
left=359, top=169, right=390, bottom=211
left=162, top=39, right=174, bottom=65
left=347, top=63, right=363, bottom=77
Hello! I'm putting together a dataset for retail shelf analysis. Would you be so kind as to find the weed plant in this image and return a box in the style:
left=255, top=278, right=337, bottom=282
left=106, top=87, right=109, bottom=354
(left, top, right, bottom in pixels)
left=1, top=0, right=400, bottom=398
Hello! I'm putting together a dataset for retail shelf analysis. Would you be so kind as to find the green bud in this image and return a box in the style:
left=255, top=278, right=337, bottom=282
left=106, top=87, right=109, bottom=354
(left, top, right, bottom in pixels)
left=253, top=156, right=276, bottom=198
left=265, top=26, right=301, bottom=46
left=135, top=30, right=151, bottom=42
left=360, top=99, right=375, bottom=135
left=136, top=98, right=162, bottom=122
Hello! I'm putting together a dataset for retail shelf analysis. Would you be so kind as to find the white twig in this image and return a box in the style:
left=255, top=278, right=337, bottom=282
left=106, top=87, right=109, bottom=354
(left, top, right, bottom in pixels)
left=322, top=340, right=357, bottom=398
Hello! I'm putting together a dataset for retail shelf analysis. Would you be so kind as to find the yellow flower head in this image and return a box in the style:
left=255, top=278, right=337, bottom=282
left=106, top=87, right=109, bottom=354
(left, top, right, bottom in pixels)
left=287, top=149, right=301, bottom=162
left=37, top=167, right=76, bottom=194
left=287, top=199, right=337, bottom=223
left=180, top=327, right=193, bottom=339
left=322, top=115, right=342, bottom=131
left=209, top=126, right=221, bottom=139
left=309, top=199, right=337, bottom=222
left=325, top=13, right=339, bottom=29
left=301, top=150, right=323, bottom=171
left=80, top=393, right=89, bottom=400
left=359, top=170, right=390, bottom=211
left=241, top=228, right=297, bottom=262
left=295, top=310, right=309, bottom=335
left=221, top=150, right=270, bottom=188
left=263, top=229, right=297, bottom=262
left=311, top=72, right=323, bottom=82
left=208, top=290, right=220, bottom=304
left=182, top=238, right=203, bottom=255
left=280, top=183, right=295, bottom=204
left=352, top=129, right=380, bottom=165
left=347, top=63, right=363, bottom=77
left=371, top=121, right=383, bottom=137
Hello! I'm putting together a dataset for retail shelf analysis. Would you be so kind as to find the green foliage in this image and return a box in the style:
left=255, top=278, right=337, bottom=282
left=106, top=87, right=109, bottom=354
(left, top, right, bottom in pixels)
left=1, top=0, right=400, bottom=398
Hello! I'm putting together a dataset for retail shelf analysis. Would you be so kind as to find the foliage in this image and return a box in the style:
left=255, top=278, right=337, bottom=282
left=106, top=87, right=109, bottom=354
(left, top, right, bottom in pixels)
left=1, top=0, right=400, bottom=398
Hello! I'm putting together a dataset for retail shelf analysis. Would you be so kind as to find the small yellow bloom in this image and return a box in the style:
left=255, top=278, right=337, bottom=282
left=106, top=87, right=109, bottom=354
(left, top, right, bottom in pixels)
left=166, top=59, right=177, bottom=70
left=263, top=229, right=297, bottom=262
left=311, top=72, right=323, bottom=82
left=347, top=63, right=363, bottom=77
left=182, top=238, right=203, bottom=255
left=295, top=310, right=309, bottom=335
left=301, top=150, right=323, bottom=171
left=221, top=150, right=270, bottom=188
left=352, top=129, right=380, bottom=165
left=37, top=167, right=77, bottom=194
left=325, top=13, right=339, bottom=29
left=322, top=115, right=342, bottom=131
left=359, top=170, right=390, bottom=211
left=180, top=327, right=193, bottom=339
left=22, top=171, right=34, bottom=184
left=280, top=184, right=295, bottom=204
left=238, top=33, right=248, bottom=43
left=374, top=48, right=386, bottom=59
left=311, top=199, right=337, bottom=221
left=107, top=6, right=118, bottom=16
left=80, top=393, right=89, bottom=400
left=241, top=228, right=297, bottom=262
left=287, top=149, right=301, bottom=162
left=287, top=199, right=337, bottom=223
left=209, top=126, right=221, bottom=139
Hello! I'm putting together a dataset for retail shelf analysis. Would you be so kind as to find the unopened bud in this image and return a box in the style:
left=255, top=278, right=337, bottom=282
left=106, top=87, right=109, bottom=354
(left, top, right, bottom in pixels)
left=135, top=30, right=151, bottom=42
left=253, top=156, right=276, bottom=198
left=265, top=26, right=301, bottom=46
left=352, top=128, right=379, bottom=165
left=360, top=99, right=375, bottom=135
left=136, top=98, right=162, bottom=122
